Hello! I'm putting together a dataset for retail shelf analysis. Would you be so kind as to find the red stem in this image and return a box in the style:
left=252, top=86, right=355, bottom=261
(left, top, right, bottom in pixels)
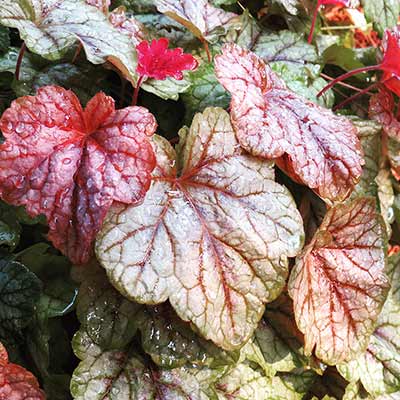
left=317, top=64, right=380, bottom=97
left=72, top=43, right=83, bottom=64
left=15, top=42, right=26, bottom=81
left=308, top=5, right=320, bottom=44
left=202, top=39, right=211, bottom=62
left=132, top=75, right=144, bottom=106
left=332, top=81, right=380, bottom=111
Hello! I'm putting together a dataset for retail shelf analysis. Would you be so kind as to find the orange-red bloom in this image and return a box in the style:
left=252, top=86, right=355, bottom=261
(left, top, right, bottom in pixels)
left=136, top=38, right=198, bottom=80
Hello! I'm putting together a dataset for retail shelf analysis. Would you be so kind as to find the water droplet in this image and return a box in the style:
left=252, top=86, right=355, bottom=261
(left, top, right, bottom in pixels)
left=63, top=157, right=72, bottom=165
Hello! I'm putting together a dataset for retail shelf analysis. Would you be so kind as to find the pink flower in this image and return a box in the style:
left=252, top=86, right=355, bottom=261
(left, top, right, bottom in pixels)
left=136, top=38, right=198, bottom=80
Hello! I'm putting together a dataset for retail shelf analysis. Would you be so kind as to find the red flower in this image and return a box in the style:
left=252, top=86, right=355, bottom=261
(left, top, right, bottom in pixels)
left=380, top=28, right=400, bottom=96
left=136, top=38, right=198, bottom=80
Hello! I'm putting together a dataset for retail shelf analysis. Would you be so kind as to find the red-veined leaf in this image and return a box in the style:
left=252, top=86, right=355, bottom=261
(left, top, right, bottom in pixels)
left=0, top=86, right=157, bottom=264
left=288, top=197, right=389, bottom=364
left=96, top=107, right=304, bottom=350
left=0, top=342, right=45, bottom=400
left=214, top=44, right=364, bottom=203
left=155, top=0, right=237, bottom=42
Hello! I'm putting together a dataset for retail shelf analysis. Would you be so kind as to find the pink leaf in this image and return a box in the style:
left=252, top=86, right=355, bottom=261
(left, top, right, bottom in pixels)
left=136, top=38, right=198, bottom=80
left=214, top=44, right=364, bottom=203
left=0, top=86, right=157, bottom=264
left=288, top=198, right=389, bottom=364
left=0, top=342, right=45, bottom=400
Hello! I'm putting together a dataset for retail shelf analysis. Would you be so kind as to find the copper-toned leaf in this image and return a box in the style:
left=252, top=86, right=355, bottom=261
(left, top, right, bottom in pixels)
left=0, top=342, right=45, bottom=399
left=214, top=44, right=364, bottom=203
left=96, top=107, right=304, bottom=350
left=288, top=197, right=389, bottom=365
left=155, top=0, right=238, bottom=42
left=0, top=86, right=156, bottom=264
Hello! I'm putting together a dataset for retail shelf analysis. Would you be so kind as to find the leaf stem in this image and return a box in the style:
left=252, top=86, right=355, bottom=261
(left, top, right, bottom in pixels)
left=308, top=5, right=320, bottom=44
left=333, top=81, right=380, bottom=111
left=15, top=42, right=26, bottom=81
left=132, top=75, right=144, bottom=106
left=201, top=39, right=211, bottom=62
left=320, top=72, right=374, bottom=94
left=317, top=64, right=380, bottom=97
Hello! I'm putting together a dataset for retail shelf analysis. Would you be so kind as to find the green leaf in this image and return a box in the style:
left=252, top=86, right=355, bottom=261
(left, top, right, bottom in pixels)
left=0, top=0, right=138, bottom=82
left=73, top=263, right=141, bottom=351
left=139, top=304, right=239, bottom=369
left=13, top=63, right=110, bottom=104
left=181, top=62, right=230, bottom=122
left=71, top=331, right=216, bottom=400
left=349, top=118, right=382, bottom=199
left=0, top=26, right=10, bottom=54
left=137, top=14, right=199, bottom=51
left=337, top=253, right=400, bottom=396
left=323, top=45, right=365, bottom=72
left=0, top=47, right=44, bottom=83
left=0, top=201, right=22, bottom=250
left=361, top=0, right=400, bottom=35
left=0, top=259, right=42, bottom=339
left=258, top=292, right=322, bottom=374
left=96, top=107, right=304, bottom=350
left=112, top=0, right=156, bottom=13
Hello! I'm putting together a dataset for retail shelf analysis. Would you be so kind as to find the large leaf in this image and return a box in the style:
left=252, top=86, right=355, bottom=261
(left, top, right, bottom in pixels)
left=0, top=259, right=42, bottom=340
left=0, top=86, right=156, bottom=264
left=0, top=0, right=138, bottom=82
left=0, top=341, right=45, bottom=399
left=361, top=0, right=400, bottom=35
left=288, top=197, right=389, bottom=365
left=96, top=107, right=304, bottom=350
left=155, top=0, right=238, bottom=43
left=338, top=253, right=400, bottom=396
left=214, top=44, right=363, bottom=203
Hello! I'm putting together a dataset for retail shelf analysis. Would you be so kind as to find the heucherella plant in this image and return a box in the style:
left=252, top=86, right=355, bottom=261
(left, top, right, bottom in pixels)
left=0, top=0, right=399, bottom=399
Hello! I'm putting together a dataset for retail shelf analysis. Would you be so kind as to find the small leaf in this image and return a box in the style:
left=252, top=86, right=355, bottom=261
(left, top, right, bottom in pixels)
left=181, top=62, right=230, bottom=122
left=214, top=44, right=364, bottom=203
left=0, top=26, right=10, bottom=54
left=96, top=107, right=304, bottom=350
left=0, top=259, right=42, bottom=339
left=155, top=0, right=238, bottom=43
left=13, top=63, right=110, bottom=105
left=361, top=0, right=400, bottom=36
left=369, top=89, right=400, bottom=180
left=337, top=253, right=400, bottom=396
left=74, top=262, right=141, bottom=351
left=349, top=118, right=382, bottom=199
left=289, top=197, right=389, bottom=364
left=71, top=331, right=214, bottom=400
left=0, top=86, right=157, bottom=264
left=0, top=341, right=45, bottom=400
left=0, top=0, right=138, bottom=82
